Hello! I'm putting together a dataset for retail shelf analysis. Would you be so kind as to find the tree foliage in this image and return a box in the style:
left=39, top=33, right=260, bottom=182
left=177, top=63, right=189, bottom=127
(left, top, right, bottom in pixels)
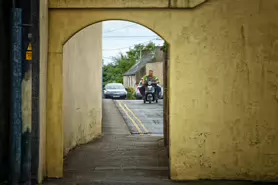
left=102, top=42, right=156, bottom=86
left=161, top=41, right=169, bottom=52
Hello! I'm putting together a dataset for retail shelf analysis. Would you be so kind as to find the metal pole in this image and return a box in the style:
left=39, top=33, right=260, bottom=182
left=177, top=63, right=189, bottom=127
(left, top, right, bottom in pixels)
left=10, top=8, right=23, bottom=185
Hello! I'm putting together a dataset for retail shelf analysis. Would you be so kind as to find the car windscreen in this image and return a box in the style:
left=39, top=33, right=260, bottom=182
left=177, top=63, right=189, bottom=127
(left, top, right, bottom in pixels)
left=106, top=85, right=125, bottom=90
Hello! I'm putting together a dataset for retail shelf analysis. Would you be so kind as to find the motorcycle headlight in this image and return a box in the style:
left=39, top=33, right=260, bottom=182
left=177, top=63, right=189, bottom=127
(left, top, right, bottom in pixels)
left=148, top=81, right=151, bottom=85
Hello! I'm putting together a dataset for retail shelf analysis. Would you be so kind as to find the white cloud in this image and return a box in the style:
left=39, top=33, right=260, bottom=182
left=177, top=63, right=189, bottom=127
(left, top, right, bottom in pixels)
left=102, top=20, right=164, bottom=65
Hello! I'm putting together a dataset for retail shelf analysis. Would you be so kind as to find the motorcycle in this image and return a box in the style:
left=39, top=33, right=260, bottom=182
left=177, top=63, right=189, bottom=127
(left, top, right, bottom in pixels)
left=144, top=80, right=158, bottom=104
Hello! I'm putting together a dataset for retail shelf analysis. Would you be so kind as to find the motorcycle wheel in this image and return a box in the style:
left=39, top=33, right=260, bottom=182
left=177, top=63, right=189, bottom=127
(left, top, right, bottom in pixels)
left=156, top=99, right=158, bottom=103
left=149, top=100, right=151, bottom=104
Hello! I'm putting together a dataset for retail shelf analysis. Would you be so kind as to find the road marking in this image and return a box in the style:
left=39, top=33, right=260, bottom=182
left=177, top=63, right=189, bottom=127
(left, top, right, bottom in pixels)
left=117, top=101, right=143, bottom=135
left=124, top=103, right=149, bottom=134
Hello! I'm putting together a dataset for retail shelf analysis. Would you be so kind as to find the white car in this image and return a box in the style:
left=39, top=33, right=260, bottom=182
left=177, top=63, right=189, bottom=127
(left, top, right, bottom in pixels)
left=103, top=83, right=127, bottom=99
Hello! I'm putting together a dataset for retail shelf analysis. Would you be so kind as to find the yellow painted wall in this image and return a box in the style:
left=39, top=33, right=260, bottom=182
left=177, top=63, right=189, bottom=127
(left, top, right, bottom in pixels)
left=63, top=23, right=102, bottom=156
left=49, top=0, right=206, bottom=8
left=39, top=0, right=48, bottom=183
left=46, top=0, right=278, bottom=181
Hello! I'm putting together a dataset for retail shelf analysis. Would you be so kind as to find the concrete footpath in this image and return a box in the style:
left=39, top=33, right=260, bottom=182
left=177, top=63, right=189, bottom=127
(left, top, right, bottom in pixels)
left=44, top=99, right=169, bottom=185
left=44, top=100, right=274, bottom=185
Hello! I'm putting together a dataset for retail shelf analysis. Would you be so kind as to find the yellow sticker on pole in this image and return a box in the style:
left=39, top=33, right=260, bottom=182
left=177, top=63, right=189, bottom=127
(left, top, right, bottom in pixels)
left=26, top=51, right=32, bottom=61
left=27, top=43, right=32, bottom=51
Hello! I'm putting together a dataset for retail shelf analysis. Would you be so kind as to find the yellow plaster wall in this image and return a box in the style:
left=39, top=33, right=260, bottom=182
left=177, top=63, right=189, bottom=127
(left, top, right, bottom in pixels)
left=49, top=0, right=206, bottom=8
left=39, top=0, right=48, bottom=182
left=47, top=0, right=278, bottom=181
left=63, top=23, right=102, bottom=156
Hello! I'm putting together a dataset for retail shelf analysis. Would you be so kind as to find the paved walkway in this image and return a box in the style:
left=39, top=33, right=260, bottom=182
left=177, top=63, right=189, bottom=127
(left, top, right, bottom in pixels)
left=44, top=99, right=169, bottom=185
left=44, top=100, right=275, bottom=185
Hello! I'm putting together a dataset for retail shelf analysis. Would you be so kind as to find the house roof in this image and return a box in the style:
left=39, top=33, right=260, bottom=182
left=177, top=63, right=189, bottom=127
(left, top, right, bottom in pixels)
left=124, top=53, right=154, bottom=76
left=124, top=46, right=163, bottom=76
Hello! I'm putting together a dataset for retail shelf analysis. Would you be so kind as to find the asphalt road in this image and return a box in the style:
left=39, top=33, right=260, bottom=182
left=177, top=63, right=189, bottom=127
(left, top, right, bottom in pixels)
left=114, top=100, right=164, bottom=136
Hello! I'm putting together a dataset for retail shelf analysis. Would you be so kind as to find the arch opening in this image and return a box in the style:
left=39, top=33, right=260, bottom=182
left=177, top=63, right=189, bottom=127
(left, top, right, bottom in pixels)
left=61, top=20, right=171, bottom=183
left=44, top=2, right=278, bottom=183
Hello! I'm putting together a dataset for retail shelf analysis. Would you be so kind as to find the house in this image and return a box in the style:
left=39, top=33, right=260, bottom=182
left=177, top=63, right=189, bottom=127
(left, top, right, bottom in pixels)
left=123, top=46, right=165, bottom=88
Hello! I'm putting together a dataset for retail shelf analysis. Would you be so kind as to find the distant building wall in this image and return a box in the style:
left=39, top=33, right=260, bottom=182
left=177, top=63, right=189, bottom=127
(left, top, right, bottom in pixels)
left=146, top=62, right=164, bottom=86
left=63, top=23, right=102, bottom=156
left=123, top=76, right=128, bottom=87
left=124, top=75, right=136, bottom=88
left=135, top=48, right=165, bottom=86
left=131, top=76, right=136, bottom=87
left=135, top=66, right=146, bottom=84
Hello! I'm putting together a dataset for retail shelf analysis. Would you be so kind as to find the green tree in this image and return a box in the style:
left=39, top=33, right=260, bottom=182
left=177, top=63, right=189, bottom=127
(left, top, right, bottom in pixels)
left=161, top=41, right=168, bottom=52
left=103, top=42, right=156, bottom=86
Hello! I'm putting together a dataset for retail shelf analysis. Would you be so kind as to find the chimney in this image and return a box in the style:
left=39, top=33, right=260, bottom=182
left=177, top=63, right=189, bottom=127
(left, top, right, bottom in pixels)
left=154, top=46, right=164, bottom=62
left=141, top=49, right=151, bottom=57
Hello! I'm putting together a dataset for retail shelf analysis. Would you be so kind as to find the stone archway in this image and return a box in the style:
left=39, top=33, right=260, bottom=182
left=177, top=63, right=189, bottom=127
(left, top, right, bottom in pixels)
left=45, top=0, right=278, bottom=182
left=47, top=11, right=173, bottom=178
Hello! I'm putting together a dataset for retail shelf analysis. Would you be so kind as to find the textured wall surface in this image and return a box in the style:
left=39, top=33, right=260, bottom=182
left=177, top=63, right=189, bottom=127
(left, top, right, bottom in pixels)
left=49, top=0, right=206, bottom=8
left=39, top=0, right=48, bottom=183
left=46, top=0, right=278, bottom=181
left=63, top=23, right=102, bottom=156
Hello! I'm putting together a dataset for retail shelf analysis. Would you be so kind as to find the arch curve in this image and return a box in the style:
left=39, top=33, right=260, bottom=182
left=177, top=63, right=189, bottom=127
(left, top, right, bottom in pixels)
left=49, top=10, right=172, bottom=53
left=63, top=19, right=169, bottom=46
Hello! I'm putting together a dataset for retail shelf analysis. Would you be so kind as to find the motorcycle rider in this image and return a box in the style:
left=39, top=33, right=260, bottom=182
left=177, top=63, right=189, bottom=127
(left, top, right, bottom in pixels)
left=139, top=70, right=161, bottom=99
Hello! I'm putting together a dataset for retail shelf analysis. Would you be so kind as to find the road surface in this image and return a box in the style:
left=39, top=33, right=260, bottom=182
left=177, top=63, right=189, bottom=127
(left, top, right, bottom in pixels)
left=115, top=100, right=164, bottom=136
left=44, top=100, right=273, bottom=185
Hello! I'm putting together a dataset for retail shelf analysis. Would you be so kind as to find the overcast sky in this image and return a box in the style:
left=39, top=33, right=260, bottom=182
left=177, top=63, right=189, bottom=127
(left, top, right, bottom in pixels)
left=102, top=20, right=164, bottom=65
